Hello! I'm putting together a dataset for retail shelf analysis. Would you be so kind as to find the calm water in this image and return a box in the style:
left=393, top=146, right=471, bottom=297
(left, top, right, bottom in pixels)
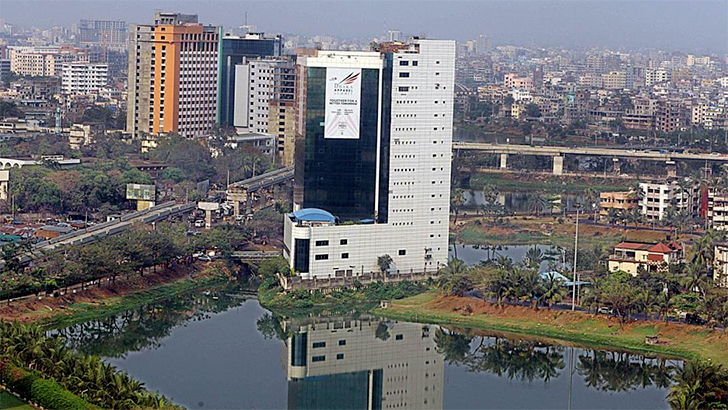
left=462, top=191, right=590, bottom=214
left=450, top=243, right=562, bottom=272
left=60, top=288, right=676, bottom=410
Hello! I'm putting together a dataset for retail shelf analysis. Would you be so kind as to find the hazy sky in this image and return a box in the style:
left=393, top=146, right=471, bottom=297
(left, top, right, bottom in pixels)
left=2, top=0, right=727, bottom=53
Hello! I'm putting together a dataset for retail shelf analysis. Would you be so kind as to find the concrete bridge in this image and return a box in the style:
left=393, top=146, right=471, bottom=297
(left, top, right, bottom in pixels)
left=226, top=166, right=294, bottom=216
left=452, top=142, right=728, bottom=176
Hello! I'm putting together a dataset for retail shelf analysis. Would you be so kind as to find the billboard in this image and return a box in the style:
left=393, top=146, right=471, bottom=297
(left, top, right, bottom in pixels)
left=126, top=183, right=156, bottom=201
left=324, top=67, right=362, bottom=139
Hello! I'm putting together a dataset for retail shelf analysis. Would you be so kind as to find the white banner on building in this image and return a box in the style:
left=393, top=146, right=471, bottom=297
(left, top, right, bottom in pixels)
left=324, top=67, right=362, bottom=139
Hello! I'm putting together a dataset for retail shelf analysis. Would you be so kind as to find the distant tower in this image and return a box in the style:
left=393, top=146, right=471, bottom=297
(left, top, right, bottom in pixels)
left=55, top=107, right=62, bottom=134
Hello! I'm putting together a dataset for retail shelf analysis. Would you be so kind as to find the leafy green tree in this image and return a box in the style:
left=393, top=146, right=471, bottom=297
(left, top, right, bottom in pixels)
left=668, top=361, right=728, bottom=410
left=541, top=271, right=567, bottom=309
left=159, top=167, right=187, bottom=182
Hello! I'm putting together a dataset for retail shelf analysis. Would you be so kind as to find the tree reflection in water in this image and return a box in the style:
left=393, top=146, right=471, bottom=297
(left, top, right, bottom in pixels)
left=433, top=328, right=678, bottom=391
left=56, top=284, right=250, bottom=358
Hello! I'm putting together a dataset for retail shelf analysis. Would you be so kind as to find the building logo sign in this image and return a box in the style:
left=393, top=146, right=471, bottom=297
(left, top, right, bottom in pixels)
left=324, top=67, right=362, bottom=139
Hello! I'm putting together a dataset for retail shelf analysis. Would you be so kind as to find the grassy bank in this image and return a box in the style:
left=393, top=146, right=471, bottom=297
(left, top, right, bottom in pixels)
left=0, top=390, right=35, bottom=410
left=455, top=215, right=681, bottom=248
left=0, top=264, right=232, bottom=329
left=469, top=172, right=632, bottom=195
left=258, top=277, right=428, bottom=313
left=374, top=292, right=728, bottom=366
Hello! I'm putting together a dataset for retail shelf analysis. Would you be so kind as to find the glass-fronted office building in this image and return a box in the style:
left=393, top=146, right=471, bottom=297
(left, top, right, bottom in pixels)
left=218, top=34, right=282, bottom=127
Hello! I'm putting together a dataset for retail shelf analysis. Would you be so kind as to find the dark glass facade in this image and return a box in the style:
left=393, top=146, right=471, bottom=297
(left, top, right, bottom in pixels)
left=217, top=36, right=282, bottom=127
left=288, top=370, right=382, bottom=410
left=377, top=55, right=393, bottom=223
left=296, top=67, right=381, bottom=222
left=294, top=239, right=310, bottom=273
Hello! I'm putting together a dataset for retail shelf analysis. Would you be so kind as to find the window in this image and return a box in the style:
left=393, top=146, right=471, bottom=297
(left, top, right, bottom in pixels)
left=312, top=355, right=325, bottom=362
left=398, top=86, right=409, bottom=92
left=399, top=60, right=409, bottom=66
left=315, top=254, right=329, bottom=260
left=399, top=72, right=410, bottom=78
left=398, top=249, right=406, bottom=256
left=341, top=253, right=349, bottom=259
left=336, top=353, right=345, bottom=360
left=340, top=239, right=348, bottom=245
left=313, top=341, right=326, bottom=348
left=395, top=334, right=404, bottom=340
left=315, top=240, right=329, bottom=246
left=338, top=340, right=346, bottom=346
left=412, top=61, right=419, bottom=66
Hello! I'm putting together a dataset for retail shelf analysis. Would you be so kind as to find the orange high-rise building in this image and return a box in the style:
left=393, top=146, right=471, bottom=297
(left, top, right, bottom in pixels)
left=127, top=13, right=220, bottom=141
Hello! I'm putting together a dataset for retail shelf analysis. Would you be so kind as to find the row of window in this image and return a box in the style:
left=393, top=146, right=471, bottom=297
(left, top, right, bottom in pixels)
left=314, top=249, right=407, bottom=261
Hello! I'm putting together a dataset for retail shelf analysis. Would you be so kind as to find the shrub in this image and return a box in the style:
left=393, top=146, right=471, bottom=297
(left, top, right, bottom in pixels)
left=1, top=364, right=38, bottom=400
left=30, top=379, right=100, bottom=410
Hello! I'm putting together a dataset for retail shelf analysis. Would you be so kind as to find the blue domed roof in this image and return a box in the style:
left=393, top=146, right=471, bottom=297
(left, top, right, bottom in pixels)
left=290, top=208, right=336, bottom=223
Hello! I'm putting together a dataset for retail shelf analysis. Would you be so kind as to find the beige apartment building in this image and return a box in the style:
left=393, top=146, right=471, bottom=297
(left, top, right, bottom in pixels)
left=8, top=45, right=88, bottom=77
left=707, top=188, right=728, bottom=230
left=599, top=191, right=638, bottom=218
left=608, top=241, right=682, bottom=275
left=713, top=243, right=728, bottom=287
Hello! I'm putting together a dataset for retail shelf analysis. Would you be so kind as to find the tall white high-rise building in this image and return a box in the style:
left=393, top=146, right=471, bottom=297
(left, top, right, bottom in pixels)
left=284, top=38, right=455, bottom=280
left=62, top=62, right=108, bottom=95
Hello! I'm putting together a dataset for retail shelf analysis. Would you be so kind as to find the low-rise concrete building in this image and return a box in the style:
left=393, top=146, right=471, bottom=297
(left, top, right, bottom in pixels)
left=713, top=242, right=728, bottom=287
left=599, top=190, right=638, bottom=218
left=608, top=241, right=682, bottom=275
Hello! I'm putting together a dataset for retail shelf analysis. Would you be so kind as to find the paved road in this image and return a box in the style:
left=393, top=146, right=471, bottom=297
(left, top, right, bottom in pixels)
left=454, top=142, right=728, bottom=162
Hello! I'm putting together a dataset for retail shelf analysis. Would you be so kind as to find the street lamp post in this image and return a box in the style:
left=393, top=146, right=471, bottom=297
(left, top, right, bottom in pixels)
left=572, top=204, right=581, bottom=311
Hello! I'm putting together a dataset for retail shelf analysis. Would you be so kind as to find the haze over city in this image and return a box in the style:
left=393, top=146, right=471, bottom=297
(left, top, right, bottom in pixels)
left=2, top=0, right=727, bottom=52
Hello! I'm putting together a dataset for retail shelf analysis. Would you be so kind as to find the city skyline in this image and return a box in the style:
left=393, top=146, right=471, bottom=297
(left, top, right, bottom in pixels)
left=2, top=0, right=726, bottom=54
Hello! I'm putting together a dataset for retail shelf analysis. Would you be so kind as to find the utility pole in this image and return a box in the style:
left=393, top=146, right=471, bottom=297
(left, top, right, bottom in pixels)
left=572, top=204, right=581, bottom=311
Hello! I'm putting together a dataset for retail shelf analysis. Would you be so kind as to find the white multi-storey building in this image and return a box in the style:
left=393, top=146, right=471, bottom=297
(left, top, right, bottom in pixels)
left=62, top=62, right=108, bottom=95
left=284, top=38, right=455, bottom=280
left=639, top=179, right=700, bottom=222
left=8, top=46, right=88, bottom=77
left=233, top=57, right=295, bottom=134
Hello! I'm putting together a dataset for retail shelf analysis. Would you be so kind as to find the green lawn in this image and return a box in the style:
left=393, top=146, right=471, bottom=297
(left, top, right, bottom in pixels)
left=374, top=292, right=728, bottom=366
left=0, top=391, right=34, bottom=410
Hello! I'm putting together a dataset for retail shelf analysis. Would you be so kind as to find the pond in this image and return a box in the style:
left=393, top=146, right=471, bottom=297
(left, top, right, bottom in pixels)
left=462, top=191, right=593, bottom=215
left=450, top=243, right=563, bottom=272
left=59, top=286, right=677, bottom=410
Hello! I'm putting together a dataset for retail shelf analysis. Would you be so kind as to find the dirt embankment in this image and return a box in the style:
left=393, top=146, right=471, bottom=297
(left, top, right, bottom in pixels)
left=0, top=262, right=228, bottom=324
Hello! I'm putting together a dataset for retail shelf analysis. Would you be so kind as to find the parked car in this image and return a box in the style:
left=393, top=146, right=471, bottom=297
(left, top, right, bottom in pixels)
left=194, top=220, right=205, bottom=228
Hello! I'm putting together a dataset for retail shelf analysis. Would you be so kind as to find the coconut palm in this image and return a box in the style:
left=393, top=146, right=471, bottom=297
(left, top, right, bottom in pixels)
left=451, top=189, right=466, bottom=224
left=527, top=194, right=550, bottom=216
left=668, top=361, right=728, bottom=410
left=541, top=271, right=567, bottom=309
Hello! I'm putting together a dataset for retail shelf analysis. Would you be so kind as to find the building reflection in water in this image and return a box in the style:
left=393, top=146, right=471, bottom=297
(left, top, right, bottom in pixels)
left=283, top=316, right=444, bottom=410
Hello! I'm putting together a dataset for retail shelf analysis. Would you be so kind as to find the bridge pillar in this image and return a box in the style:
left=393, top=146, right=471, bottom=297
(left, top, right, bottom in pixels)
left=552, top=155, right=564, bottom=176
left=666, top=160, right=677, bottom=178
left=246, top=192, right=253, bottom=215
left=612, top=158, right=621, bottom=174
left=499, top=153, right=508, bottom=169
left=233, top=200, right=240, bottom=217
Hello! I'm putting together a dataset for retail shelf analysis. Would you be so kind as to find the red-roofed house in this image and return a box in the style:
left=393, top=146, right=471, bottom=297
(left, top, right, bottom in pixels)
left=608, top=241, right=683, bottom=275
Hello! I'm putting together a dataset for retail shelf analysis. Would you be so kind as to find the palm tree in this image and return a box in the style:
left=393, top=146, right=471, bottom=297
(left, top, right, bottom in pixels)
left=668, top=361, right=728, bottom=410
left=541, top=271, right=566, bottom=309
left=377, top=254, right=393, bottom=280
left=655, top=291, right=676, bottom=323
left=584, top=187, right=600, bottom=221
left=527, top=194, right=549, bottom=216
left=518, top=268, right=544, bottom=310
left=523, top=245, right=545, bottom=269
left=451, top=189, right=466, bottom=225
